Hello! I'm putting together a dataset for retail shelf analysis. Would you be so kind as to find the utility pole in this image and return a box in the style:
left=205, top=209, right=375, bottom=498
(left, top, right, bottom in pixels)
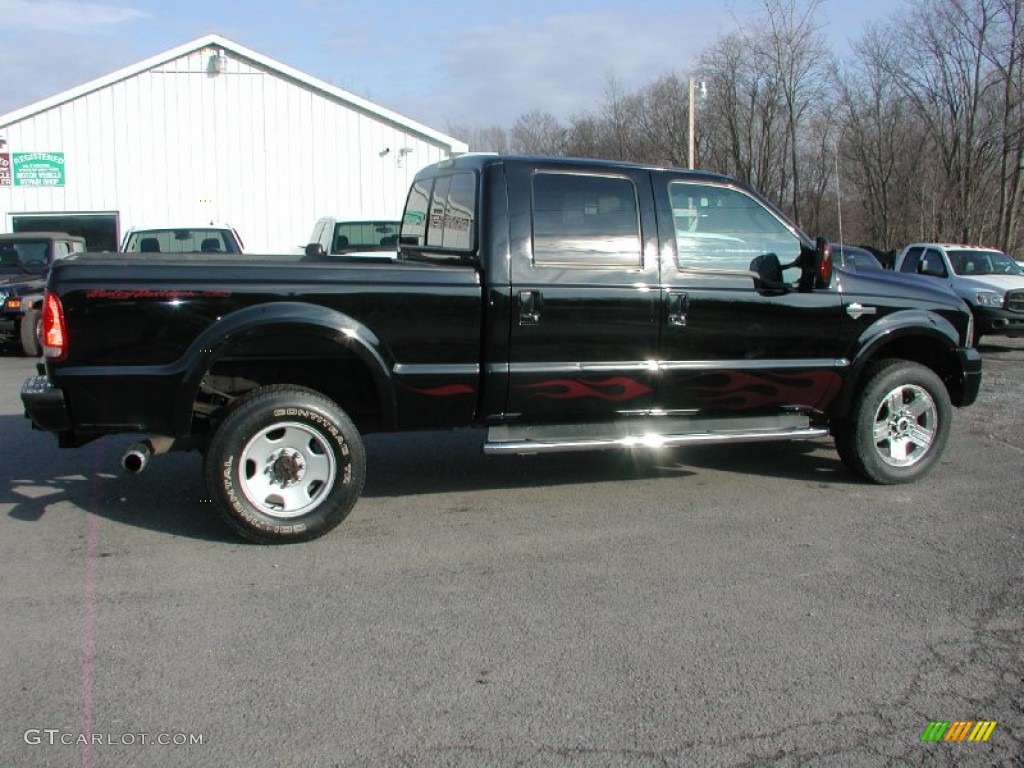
left=688, top=77, right=706, bottom=170
left=688, top=77, right=696, bottom=170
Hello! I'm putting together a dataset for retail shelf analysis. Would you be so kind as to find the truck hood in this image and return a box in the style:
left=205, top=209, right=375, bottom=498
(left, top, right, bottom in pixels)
left=836, top=268, right=966, bottom=310
left=952, top=274, right=1024, bottom=294
left=0, top=272, right=45, bottom=291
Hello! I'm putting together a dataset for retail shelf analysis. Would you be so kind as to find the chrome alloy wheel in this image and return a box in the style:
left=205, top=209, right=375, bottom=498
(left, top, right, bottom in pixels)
left=238, top=422, right=338, bottom=518
left=871, top=384, right=938, bottom=467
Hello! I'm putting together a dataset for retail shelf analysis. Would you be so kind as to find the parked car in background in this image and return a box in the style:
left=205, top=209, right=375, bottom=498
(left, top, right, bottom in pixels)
left=832, top=243, right=886, bottom=273
left=894, top=243, right=1024, bottom=342
left=304, top=218, right=402, bottom=258
left=0, top=232, right=87, bottom=356
left=121, top=225, right=245, bottom=254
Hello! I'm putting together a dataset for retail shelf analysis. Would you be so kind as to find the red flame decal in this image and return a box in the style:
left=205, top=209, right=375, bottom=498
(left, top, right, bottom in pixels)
left=410, top=384, right=475, bottom=396
left=522, top=376, right=652, bottom=402
left=689, top=370, right=841, bottom=409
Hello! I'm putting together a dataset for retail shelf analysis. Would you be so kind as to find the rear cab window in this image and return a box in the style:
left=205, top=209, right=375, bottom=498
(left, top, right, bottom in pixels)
left=400, top=171, right=477, bottom=264
left=530, top=172, right=641, bottom=268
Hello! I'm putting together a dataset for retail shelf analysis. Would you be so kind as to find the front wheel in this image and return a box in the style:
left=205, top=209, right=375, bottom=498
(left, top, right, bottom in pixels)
left=204, top=385, right=366, bottom=543
left=834, top=360, right=952, bottom=484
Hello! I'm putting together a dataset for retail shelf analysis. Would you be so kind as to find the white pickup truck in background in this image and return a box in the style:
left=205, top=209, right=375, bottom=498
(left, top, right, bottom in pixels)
left=120, top=224, right=245, bottom=254
left=303, top=217, right=402, bottom=258
left=895, top=242, right=1024, bottom=342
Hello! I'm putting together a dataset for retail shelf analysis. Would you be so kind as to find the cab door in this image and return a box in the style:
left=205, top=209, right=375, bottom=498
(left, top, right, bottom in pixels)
left=503, top=162, right=661, bottom=422
left=653, top=174, right=847, bottom=415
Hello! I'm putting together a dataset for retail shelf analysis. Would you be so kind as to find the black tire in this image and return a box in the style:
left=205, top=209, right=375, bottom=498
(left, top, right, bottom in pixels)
left=20, top=309, right=42, bottom=357
left=204, top=385, right=366, bottom=543
left=834, top=360, right=952, bottom=484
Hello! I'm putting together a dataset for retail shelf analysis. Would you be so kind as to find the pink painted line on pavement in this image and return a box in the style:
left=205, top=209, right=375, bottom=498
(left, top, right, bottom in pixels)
left=80, top=507, right=99, bottom=768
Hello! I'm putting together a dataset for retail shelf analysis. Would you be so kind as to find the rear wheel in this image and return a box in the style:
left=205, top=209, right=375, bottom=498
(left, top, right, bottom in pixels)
left=834, top=360, right=951, bottom=484
left=204, top=385, right=366, bottom=543
left=20, top=309, right=42, bottom=357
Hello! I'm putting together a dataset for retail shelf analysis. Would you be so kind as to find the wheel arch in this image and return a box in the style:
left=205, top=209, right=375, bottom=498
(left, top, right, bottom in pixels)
left=833, top=310, right=969, bottom=419
left=174, top=302, right=397, bottom=438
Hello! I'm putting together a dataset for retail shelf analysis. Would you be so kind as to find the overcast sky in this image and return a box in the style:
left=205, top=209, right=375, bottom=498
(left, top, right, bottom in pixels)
left=0, top=0, right=902, bottom=132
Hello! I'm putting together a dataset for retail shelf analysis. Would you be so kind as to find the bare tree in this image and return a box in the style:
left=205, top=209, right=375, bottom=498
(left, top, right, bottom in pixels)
left=834, top=26, right=927, bottom=250
left=699, top=31, right=789, bottom=202
left=509, top=109, right=567, bottom=155
left=982, top=0, right=1024, bottom=251
left=754, top=0, right=833, bottom=226
left=630, top=74, right=690, bottom=167
left=876, top=0, right=1003, bottom=243
left=445, top=122, right=510, bottom=153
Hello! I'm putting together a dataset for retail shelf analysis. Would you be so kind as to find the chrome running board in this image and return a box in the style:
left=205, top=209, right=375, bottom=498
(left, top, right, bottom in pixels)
left=483, top=415, right=828, bottom=456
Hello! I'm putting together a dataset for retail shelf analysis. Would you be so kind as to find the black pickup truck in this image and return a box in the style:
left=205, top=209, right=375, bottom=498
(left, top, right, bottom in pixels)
left=22, top=155, right=982, bottom=543
left=2, top=232, right=87, bottom=356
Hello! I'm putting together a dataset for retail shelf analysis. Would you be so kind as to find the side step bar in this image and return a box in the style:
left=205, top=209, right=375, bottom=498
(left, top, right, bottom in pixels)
left=483, top=415, right=828, bottom=456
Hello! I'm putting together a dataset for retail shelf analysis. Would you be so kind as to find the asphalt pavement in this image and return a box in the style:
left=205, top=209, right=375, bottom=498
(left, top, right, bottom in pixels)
left=1, top=341, right=1021, bottom=767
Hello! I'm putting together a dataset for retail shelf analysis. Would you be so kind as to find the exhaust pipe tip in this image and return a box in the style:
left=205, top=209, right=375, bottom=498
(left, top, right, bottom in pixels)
left=122, top=441, right=153, bottom=474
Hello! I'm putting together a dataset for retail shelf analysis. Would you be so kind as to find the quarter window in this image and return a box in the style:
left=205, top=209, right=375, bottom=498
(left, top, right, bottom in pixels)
left=531, top=173, right=641, bottom=267
left=669, top=182, right=799, bottom=272
left=400, top=171, right=477, bottom=261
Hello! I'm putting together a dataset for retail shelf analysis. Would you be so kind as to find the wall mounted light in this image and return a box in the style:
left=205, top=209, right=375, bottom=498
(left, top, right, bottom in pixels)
left=211, top=49, right=228, bottom=74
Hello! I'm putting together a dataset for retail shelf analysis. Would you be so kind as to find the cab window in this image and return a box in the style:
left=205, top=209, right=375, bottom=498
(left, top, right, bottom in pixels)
left=531, top=172, right=641, bottom=268
left=669, top=182, right=800, bottom=272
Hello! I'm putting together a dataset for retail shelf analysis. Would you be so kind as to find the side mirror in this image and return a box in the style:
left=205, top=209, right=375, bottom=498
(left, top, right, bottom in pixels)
left=303, top=242, right=325, bottom=259
left=795, top=238, right=832, bottom=292
left=750, top=252, right=789, bottom=293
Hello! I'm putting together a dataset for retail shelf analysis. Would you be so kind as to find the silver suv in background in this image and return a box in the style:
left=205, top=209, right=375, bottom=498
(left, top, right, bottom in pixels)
left=895, top=243, right=1024, bottom=342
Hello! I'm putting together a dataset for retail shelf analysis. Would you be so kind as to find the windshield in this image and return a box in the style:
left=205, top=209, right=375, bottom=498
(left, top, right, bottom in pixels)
left=947, top=249, right=1020, bottom=276
left=0, top=241, right=49, bottom=270
left=123, top=229, right=240, bottom=254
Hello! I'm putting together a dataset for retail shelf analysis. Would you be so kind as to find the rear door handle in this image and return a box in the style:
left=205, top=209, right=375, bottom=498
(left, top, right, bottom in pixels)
left=667, top=292, right=688, bottom=326
left=519, top=290, right=542, bottom=325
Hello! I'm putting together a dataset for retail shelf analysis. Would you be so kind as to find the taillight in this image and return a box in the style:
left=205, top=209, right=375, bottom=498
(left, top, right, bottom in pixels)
left=42, top=292, right=68, bottom=361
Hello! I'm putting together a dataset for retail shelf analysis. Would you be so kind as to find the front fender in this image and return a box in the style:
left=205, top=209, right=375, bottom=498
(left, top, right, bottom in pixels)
left=832, top=308, right=968, bottom=417
left=174, top=301, right=395, bottom=435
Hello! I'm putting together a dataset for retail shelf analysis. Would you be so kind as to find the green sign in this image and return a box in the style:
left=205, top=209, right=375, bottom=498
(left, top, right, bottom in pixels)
left=13, top=152, right=65, bottom=187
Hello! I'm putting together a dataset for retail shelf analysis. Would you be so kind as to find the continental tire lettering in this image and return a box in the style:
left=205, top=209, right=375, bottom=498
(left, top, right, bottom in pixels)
left=272, top=407, right=348, bottom=449
left=219, top=453, right=307, bottom=533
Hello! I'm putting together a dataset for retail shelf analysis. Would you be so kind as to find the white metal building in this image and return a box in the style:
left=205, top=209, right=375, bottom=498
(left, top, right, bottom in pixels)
left=0, top=33, right=468, bottom=253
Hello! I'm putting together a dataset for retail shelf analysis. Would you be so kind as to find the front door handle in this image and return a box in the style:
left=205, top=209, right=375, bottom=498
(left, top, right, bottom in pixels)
left=519, top=290, right=542, bottom=325
left=667, top=292, right=688, bottom=326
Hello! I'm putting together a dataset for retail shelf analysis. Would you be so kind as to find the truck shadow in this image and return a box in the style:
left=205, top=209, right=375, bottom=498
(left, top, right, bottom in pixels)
left=3, top=416, right=232, bottom=541
left=4, top=417, right=856, bottom=542
left=360, top=429, right=855, bottom=497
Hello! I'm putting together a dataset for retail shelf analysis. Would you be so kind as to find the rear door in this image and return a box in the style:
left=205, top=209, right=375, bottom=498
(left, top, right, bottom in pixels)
left=504, top=161, right=661, bottom=422
left=653, top=174, right=847, bottom=415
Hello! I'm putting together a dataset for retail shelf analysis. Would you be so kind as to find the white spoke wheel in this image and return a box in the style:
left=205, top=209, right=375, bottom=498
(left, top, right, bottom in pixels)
left=238, top=422, right=337, bottom=518
left=204, top=385, right=366, bottom=543
left=834, top=360, right=952, bottom=484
